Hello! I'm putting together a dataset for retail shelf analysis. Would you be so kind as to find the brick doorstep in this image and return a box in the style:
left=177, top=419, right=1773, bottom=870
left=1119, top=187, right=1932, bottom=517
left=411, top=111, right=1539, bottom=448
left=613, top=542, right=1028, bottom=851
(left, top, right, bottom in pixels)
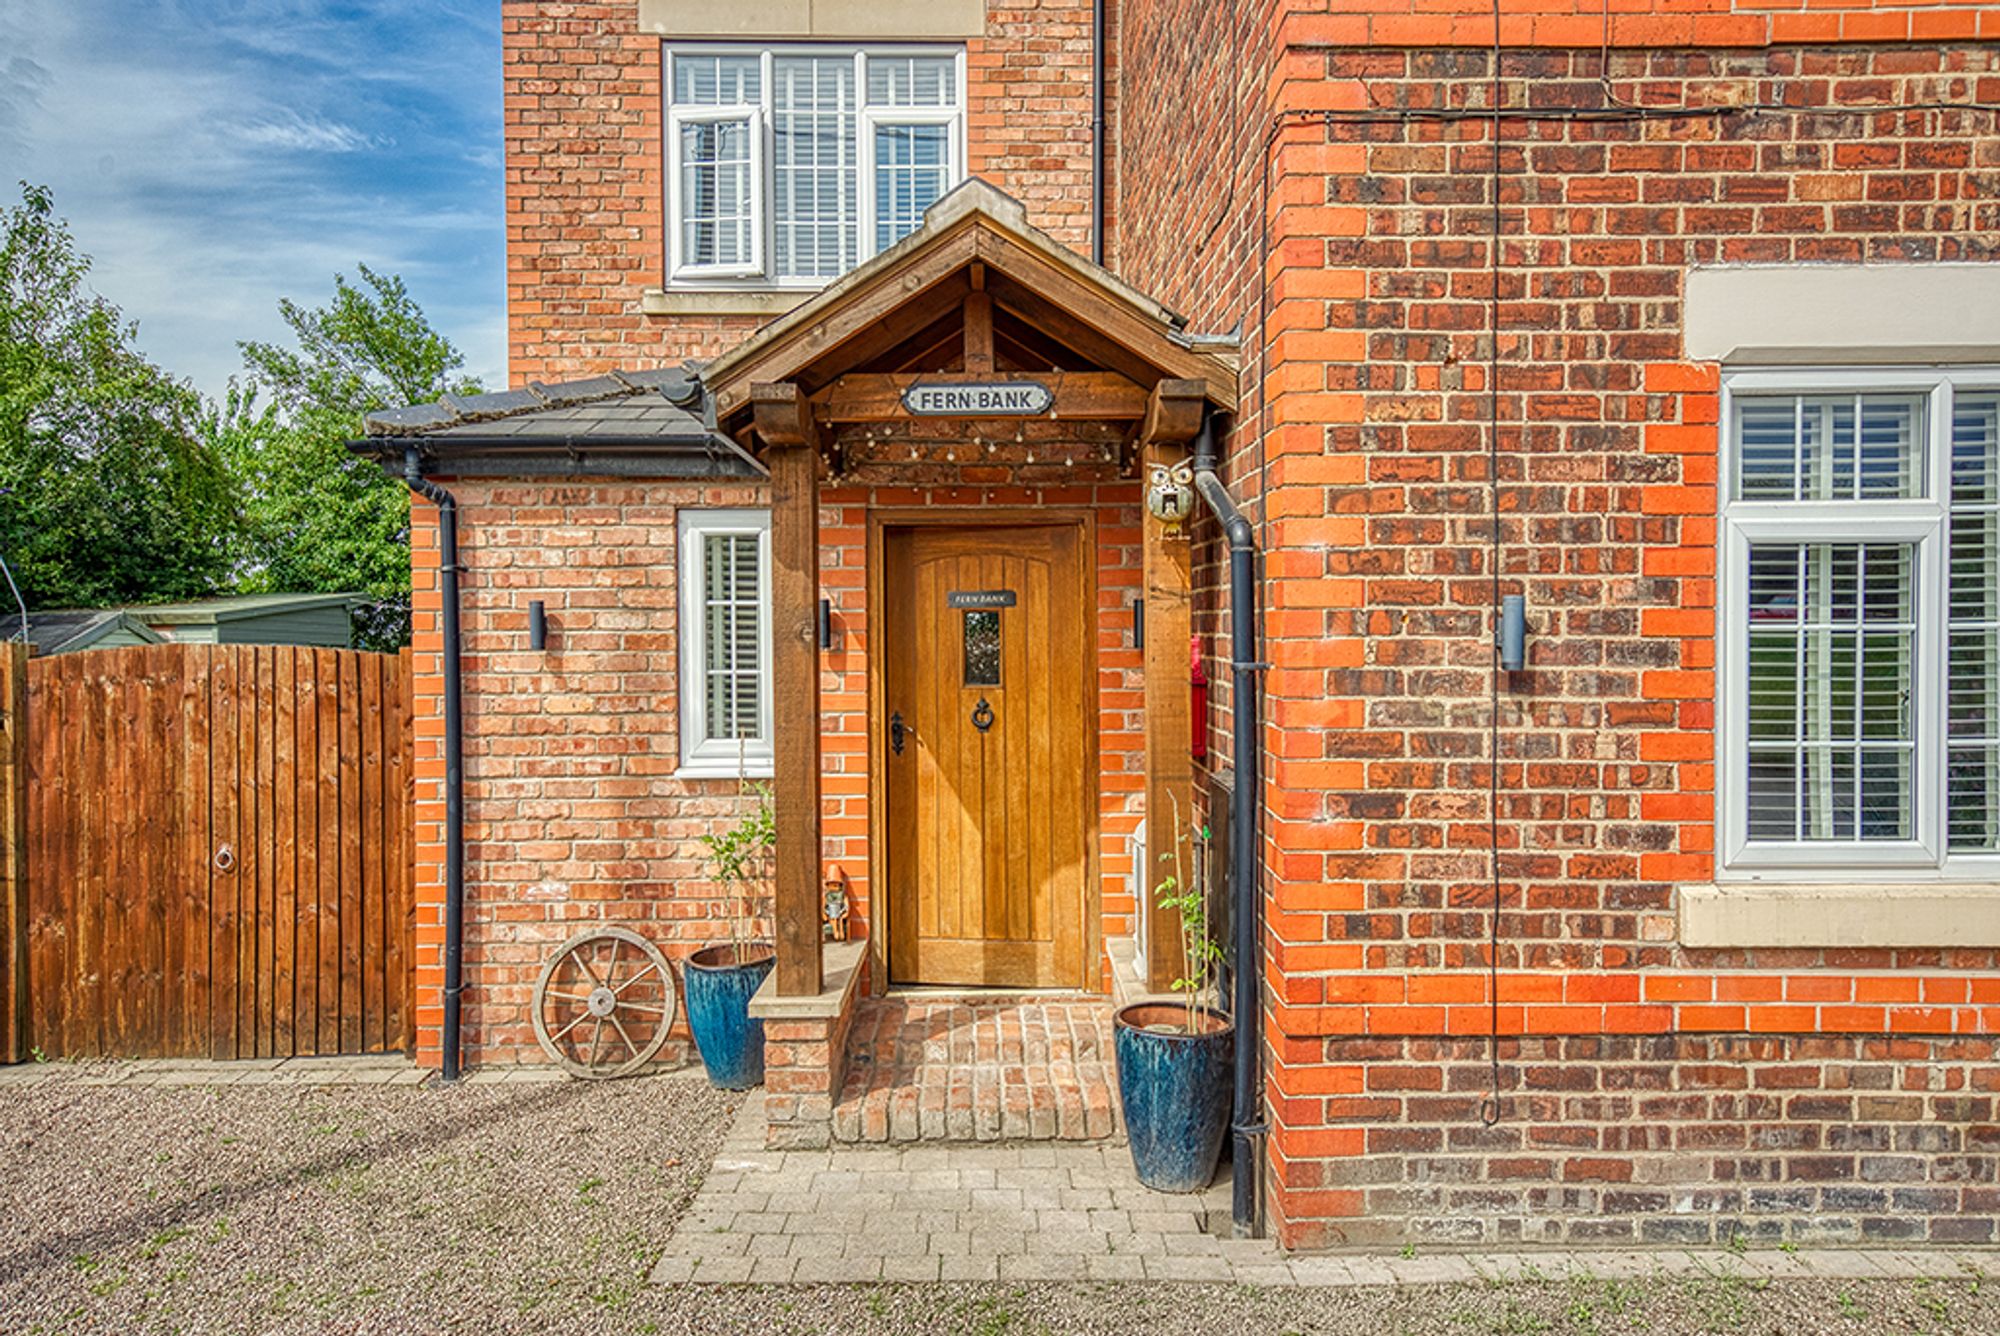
left=831, top=998, right=1123, bottom=1145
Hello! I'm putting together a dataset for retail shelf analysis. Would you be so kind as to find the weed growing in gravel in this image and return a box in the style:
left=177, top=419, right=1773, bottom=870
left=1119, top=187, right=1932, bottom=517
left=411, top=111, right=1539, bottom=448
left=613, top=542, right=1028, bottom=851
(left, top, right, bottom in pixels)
left=1914, top=1276, right=1953, bottom=1326
left=1493, top=1299, right=1551, bottom=1333
left=1837, top=1290, right=1868, bottom=1321
left=139, top=1226, right=192, bottom=1259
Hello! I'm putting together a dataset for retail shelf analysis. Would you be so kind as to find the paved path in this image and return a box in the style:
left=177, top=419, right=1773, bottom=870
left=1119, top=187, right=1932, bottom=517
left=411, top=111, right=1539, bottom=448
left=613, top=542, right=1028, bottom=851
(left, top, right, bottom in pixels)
left=651, top=1099, right=2000, bottom=1287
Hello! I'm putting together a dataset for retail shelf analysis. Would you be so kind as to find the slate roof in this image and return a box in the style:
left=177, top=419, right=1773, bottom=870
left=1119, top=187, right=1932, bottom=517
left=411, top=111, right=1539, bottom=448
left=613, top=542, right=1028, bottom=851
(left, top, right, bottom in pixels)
left=353, top=367, right=763, bottom=478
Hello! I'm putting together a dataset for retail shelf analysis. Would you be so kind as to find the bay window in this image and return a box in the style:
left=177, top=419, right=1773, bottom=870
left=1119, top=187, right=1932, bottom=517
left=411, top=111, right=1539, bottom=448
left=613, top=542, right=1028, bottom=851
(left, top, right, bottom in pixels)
left=666, top=45, right=966, bottom=287
left=1720, top=368, right=2000, bottom=879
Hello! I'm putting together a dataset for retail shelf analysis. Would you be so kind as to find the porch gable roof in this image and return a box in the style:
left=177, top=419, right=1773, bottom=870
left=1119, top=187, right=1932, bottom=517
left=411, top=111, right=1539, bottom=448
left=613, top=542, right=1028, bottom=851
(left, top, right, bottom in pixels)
left=700, top=179, right=1240, bottom=433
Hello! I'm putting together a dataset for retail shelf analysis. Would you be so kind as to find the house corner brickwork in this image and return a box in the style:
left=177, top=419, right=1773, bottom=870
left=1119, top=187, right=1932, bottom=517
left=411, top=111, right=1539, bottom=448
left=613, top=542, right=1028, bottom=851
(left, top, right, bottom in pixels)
left=1123, top=0, right=2000, bottom=1250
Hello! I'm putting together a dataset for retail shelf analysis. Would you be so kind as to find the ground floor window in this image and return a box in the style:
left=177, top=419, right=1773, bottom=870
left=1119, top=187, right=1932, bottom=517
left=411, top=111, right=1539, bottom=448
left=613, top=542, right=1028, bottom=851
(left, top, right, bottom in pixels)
left=677, top=509, right=772, bottom=776
left=1720, top=368, right=2000, bottom=878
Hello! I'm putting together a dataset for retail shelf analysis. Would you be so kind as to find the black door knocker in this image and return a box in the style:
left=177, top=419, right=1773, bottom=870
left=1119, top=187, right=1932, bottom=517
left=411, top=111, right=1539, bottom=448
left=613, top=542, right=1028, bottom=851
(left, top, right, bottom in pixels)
left=890, top=711, right=907, bottom=755
left=970, top=698, right=994, bottom=733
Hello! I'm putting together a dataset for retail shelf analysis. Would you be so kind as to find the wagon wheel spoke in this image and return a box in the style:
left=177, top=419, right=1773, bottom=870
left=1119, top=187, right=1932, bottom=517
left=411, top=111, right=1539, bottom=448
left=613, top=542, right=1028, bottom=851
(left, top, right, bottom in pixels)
left=573, top=950, right=607, bottom=990
left=615, top=1001, right=669, bottom=1016
left=549, top=1008, right=593, bottom=1044
left=612, top=961, right=659, bottom=996
left=588, top=1017, right=606, bottom=1068
left=607, top=1012, right=638, bottom=1058
left=545, top=990, right=591, bottom=1004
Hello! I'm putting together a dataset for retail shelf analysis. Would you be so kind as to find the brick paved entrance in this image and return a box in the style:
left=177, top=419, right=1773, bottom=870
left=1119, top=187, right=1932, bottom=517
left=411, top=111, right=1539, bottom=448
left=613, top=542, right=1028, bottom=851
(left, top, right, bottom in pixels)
left=831, top=997, right=1119, bottom=1143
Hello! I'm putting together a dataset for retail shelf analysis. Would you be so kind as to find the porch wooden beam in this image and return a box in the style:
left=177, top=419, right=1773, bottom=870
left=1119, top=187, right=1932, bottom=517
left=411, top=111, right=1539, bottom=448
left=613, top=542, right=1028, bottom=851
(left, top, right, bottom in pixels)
left=963, top=290, right=995, bottom=375
left=1139, top=378, right=1208, bottom=447
left=1141, top=441, right=1195, bottom=994
left=815, top=371, right=1148, bottom=424
left=766, top=429, right=823, bottom=997
left=751, top=381, right=811, bottom=449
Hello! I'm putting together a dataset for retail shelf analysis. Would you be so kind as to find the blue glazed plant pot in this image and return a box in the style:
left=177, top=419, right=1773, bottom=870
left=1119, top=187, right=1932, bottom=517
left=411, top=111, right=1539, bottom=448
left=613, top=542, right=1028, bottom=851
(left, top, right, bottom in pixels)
left=683, top=943, right=776, bottom=1090
left=1114, top=1001, right=1235, bottom=1194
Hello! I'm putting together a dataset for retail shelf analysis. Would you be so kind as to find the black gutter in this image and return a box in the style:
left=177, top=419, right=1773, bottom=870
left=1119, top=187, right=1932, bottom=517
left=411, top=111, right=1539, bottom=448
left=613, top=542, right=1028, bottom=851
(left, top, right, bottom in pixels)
left=401, top=446, right=466, bottom=1082
left=1190, top=414, right=1264, bottom=1239
left=1091, top=0, right=1105, bottom=265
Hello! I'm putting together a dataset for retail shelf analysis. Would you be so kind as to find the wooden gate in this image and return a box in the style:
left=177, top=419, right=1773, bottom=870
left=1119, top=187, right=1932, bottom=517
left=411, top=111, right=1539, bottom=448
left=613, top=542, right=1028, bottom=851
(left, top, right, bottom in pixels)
left=7, top=644, right=414, bottom=1060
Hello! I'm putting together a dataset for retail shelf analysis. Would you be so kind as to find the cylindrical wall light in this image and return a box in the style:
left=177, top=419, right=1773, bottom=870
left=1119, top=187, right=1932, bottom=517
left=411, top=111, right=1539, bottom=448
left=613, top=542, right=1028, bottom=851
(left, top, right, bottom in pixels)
left=528, top=599, right=547, bottom=651
left=818, top=597, right=833, bottom=650
left=1498, top=594, right=1527, bottom=673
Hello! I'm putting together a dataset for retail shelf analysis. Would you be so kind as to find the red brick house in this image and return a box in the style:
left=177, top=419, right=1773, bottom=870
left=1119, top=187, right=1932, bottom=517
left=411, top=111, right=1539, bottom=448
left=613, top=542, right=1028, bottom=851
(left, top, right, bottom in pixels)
left=359, top=0, right=2000, bottom=1249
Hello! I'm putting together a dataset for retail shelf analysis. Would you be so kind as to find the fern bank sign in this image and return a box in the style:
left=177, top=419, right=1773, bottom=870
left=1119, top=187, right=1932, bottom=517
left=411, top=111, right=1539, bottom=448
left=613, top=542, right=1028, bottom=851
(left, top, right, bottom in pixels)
left=900, top=380, right=1054, bottom=417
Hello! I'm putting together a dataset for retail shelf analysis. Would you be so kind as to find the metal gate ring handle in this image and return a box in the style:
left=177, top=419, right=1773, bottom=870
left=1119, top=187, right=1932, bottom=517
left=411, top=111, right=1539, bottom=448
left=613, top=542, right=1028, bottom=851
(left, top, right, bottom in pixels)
left=213, top=844, right=236, bottom=873
left=971, top=698, right=994, bottom=733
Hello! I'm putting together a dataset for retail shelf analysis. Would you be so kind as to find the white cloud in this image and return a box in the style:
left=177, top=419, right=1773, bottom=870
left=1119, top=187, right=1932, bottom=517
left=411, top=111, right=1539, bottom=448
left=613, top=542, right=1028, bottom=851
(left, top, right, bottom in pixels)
left=0, top=1, right=503, bottom=401
left=229, top=112, right=381, bottom=155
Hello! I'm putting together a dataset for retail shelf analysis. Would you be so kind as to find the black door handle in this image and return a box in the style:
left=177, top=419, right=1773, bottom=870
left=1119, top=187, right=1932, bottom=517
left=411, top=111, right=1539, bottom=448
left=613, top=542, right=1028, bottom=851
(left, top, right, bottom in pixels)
left=890, top=711, right=906, bottom=755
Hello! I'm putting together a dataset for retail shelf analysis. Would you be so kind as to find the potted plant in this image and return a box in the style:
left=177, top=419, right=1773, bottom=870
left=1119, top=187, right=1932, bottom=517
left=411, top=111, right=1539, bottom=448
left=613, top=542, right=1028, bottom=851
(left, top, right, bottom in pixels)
left=683, top=777, right=777, bottom=1089
left=1114, top=795, right=1234, bottom=1192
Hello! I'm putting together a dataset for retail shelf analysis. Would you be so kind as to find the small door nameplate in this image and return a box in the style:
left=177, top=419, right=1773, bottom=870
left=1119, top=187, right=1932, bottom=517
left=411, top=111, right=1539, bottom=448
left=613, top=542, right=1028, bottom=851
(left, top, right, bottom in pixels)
left=948, top=590, right=1016, bottom=609
left=902, top=381, right=1054, bottom=417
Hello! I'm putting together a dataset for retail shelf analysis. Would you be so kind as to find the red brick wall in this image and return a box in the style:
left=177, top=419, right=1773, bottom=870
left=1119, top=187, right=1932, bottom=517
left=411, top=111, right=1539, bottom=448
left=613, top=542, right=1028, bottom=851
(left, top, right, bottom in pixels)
left=407, top=478, right=768, bottom=1067
left=503, top=0, right=1116, bottom=382
left=1118, top=0, right=2000, bottom=1249
left=406, top=473, right=1144, bottom=1068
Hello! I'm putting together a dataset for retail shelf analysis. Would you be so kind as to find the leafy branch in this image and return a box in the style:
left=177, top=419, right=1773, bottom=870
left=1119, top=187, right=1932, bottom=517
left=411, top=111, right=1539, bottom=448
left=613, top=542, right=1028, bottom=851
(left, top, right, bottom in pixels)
left=697, top=774, right=775, bottom=954
left=1154, top=791, right=1223, bottom=1035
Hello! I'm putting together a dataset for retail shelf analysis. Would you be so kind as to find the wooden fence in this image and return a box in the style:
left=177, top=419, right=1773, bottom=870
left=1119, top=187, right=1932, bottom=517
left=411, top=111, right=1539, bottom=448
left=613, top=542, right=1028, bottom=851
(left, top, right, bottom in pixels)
left=1, top=643, right=414, bottom=1061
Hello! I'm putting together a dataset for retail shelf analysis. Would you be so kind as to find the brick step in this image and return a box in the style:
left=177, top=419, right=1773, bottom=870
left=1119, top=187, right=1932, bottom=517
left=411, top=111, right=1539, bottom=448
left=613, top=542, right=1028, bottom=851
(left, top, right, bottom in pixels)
left=832, top=997, right=1123, bottom=1143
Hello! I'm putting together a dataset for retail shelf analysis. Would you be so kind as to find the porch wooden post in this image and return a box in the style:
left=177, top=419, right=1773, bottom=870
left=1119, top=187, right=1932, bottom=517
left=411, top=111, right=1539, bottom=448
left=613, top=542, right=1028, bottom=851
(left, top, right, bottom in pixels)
left=1140, top=381, right=1207, bottom=993
left=1, top=643, right=28, bottom=1062
left=755, top=383, right=824, bottom=997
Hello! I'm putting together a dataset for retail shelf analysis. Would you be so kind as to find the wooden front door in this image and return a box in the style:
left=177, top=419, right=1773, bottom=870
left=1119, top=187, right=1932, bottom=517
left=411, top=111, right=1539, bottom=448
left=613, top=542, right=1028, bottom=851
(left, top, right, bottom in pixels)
left=883, top=523, right=1092, bottom=988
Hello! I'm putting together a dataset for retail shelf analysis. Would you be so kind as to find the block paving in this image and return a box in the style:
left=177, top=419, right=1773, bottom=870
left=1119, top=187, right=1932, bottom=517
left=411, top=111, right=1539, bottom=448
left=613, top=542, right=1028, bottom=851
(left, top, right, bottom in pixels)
left=654, top=1097, right=2000, bottom=1287
left=831, top=997, right=1119, bottom=1144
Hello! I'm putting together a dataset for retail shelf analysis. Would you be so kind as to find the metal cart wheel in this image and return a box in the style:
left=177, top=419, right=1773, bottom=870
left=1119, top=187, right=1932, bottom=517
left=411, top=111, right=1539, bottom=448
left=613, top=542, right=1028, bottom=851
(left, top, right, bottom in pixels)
left=531, top=927, right=678, bottom=1080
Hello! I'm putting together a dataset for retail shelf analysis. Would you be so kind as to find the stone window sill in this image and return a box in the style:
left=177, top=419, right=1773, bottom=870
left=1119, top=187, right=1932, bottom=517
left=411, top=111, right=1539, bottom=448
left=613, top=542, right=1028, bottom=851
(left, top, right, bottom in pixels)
left=641, top=288, right=814, bottom=319
left=1679, top=882, right=2000, bottom=948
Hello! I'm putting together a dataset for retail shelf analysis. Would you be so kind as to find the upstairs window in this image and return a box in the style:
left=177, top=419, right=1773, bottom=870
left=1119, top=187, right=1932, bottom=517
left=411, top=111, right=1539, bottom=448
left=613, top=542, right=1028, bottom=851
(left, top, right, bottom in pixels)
left=667, top=46, right=966, bottom=286
left=1719, top=369, right=2000, bottom=878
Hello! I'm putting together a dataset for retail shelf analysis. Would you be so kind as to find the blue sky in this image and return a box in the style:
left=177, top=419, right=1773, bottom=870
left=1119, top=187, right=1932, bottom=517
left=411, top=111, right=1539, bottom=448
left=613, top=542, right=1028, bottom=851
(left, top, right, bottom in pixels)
left=0, top=0, right=505, bottom=400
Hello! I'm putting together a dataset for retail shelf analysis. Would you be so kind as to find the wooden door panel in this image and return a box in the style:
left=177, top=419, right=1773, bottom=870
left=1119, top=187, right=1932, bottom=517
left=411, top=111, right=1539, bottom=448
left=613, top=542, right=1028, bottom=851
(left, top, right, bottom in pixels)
left=885, top=524, right=1090, bottom=988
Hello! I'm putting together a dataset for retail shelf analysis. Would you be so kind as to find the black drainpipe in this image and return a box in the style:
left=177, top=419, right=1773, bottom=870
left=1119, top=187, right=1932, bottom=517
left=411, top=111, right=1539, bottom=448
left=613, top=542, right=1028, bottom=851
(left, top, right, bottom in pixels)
left=1091, top=0, right=1105, bottom=265
left=1190, top=414, right=1264, bottom=1238
left=402, top=446, right=466, bottom=1082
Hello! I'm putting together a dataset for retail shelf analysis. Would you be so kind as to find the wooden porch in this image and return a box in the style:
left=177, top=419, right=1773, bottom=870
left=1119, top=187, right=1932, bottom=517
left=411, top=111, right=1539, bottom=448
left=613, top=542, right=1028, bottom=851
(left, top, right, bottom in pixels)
left=700, top=180, right=1237, bottom=1017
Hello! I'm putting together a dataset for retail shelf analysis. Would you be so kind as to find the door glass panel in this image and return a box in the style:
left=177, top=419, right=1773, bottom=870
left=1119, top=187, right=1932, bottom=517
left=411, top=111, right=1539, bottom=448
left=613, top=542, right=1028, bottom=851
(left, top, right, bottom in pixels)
left=963, top=609, right=1000, bottom=687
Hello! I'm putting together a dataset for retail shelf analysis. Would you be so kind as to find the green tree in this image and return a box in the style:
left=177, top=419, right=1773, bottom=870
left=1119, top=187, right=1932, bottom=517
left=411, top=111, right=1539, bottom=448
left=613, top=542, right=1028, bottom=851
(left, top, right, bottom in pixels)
left=0, top=182, right=237, bottom=610
left=221, top=264, right=479, bottom=649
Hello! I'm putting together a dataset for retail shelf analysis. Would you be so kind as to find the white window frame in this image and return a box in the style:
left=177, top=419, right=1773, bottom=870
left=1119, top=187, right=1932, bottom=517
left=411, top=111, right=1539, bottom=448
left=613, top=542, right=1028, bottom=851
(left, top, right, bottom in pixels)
left=667, top=104, right=766, bottom=281
left=860, top=107, right=962, bottom=260
left=663, top=43, right=968, bottom=290
left=1718, top=365, right=2000, bottom=883
left=677, top=509, right=774, bottom=778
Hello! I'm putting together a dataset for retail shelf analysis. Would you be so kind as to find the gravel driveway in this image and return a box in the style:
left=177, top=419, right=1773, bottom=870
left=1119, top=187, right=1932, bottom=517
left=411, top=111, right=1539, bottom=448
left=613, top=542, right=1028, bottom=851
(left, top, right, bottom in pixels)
left=3, top=1068, right=1996, bottom=1335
